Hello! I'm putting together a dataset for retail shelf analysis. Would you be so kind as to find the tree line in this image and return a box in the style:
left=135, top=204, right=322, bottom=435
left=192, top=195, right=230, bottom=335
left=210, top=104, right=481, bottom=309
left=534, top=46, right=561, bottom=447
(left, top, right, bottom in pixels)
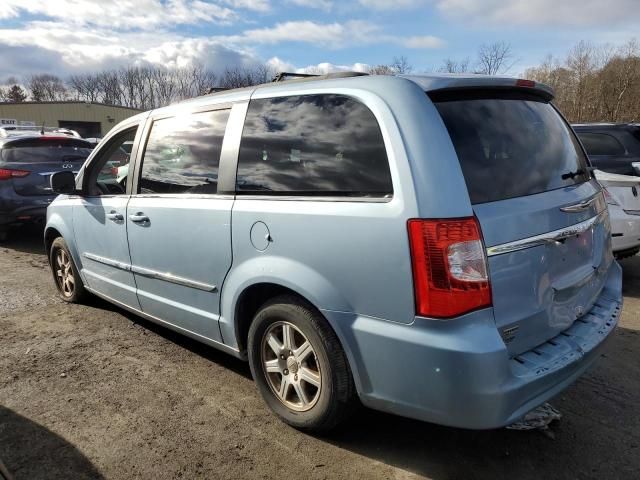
left=0, top=57, right=413, bottom=110
left=1, top=39, right=639, bottom=123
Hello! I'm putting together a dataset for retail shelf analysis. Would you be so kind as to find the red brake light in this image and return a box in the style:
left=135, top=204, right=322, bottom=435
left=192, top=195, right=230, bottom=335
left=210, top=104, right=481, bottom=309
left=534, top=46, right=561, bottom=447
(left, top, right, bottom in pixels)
left=0, top=168, right=30, bottom=180
left=407, top=217, right=492, bottom=318
left=516, top=79, right=536, bottom=88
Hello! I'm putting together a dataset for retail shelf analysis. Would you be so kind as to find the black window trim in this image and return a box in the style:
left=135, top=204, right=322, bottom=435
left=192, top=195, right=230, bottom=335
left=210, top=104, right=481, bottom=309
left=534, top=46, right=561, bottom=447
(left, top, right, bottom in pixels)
left=132, top=103, right=233, bottom=198
left=233, top=93, right=395, bottom=202
left=81, top=122, right=142, bottom=198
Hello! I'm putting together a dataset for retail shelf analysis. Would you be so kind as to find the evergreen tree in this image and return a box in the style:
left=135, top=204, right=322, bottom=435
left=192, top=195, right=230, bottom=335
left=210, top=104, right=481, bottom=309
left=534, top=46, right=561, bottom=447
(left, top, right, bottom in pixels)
left=6, top=85, right=27, bottom=102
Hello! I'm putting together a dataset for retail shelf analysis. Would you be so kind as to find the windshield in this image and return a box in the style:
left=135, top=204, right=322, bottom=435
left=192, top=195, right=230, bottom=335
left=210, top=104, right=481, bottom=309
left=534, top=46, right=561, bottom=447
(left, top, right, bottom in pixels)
left=431, top=91, right=590, bottom=204
left=1, top=138, right=93, bottom=163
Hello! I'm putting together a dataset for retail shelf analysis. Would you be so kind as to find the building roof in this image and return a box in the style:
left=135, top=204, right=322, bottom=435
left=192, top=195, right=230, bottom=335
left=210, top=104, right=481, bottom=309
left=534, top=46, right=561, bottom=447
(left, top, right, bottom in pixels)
left=0, top=101, right=142, bottom=111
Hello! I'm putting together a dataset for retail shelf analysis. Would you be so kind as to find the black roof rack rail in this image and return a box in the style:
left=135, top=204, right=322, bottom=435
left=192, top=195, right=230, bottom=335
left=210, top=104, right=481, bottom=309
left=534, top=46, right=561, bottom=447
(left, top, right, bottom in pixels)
left=272, top=72, right=319, bottom=82
left=207, top=87, right=230, bottom=94
left=271, top=71, right=369, bottom=83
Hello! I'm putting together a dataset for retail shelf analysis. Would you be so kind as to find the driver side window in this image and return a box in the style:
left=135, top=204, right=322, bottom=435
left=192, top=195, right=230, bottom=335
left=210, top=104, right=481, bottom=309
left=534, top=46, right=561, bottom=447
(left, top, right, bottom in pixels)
left=85, top=126, right=138, bottom=196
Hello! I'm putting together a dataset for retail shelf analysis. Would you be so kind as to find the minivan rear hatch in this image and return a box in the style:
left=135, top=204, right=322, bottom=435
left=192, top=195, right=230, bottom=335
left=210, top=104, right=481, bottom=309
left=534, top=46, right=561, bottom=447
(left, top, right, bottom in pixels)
left=431, top=88, right=614, bottom=356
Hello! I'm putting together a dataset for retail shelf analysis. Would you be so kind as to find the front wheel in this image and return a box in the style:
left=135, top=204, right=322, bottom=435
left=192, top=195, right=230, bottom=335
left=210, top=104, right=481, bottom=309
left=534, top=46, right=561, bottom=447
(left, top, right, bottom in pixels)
left=49, top=237, right=87, bottom=303
left=248, top=295, right=356, bottom=432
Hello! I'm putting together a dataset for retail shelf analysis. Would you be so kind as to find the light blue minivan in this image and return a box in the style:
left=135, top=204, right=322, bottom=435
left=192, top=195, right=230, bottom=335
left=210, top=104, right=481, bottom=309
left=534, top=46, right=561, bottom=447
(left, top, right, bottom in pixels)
left=46, top=73, right=622, bottom=432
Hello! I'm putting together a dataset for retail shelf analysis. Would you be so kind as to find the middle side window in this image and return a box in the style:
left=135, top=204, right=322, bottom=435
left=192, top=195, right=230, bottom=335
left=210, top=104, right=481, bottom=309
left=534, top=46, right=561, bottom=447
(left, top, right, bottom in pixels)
left=139, top=109, right=230, bottom=195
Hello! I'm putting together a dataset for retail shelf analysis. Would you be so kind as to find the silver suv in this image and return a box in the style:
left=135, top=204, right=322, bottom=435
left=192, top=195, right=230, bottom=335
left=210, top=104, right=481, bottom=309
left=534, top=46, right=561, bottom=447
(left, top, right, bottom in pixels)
left=46, top=73, right=622, bottom=432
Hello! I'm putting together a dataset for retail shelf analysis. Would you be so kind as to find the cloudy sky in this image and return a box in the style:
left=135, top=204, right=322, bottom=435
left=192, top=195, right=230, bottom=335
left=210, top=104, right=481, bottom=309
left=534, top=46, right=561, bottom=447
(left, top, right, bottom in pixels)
left=1, top=0, right=639, bottom=80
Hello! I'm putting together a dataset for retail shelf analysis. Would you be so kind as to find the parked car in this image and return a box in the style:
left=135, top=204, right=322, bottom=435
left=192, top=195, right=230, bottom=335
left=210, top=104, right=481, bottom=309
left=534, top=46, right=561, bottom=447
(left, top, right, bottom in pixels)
left=573, top=123, right=640, bottom=176
left=595, top=169, right=640, bottom=258
left=46, top=73, right=622, bottom=432
left=0, top=127, right=93, bottom=241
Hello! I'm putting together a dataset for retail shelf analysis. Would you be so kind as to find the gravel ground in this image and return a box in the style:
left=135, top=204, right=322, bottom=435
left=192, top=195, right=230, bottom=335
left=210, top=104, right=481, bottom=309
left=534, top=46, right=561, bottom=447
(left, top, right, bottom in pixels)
left=1, top=227, right=639, bottom=480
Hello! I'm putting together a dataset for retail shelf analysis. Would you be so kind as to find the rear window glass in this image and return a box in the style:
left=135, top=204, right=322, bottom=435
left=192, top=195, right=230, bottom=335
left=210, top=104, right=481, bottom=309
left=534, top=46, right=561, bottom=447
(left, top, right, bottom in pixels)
left=236, top=94, right=392, bottom=197
left=1, top=138, right=92, bottom=163
left=577, top=133, right=626, bottom=156
left=432, top=91, right=590, bottom=204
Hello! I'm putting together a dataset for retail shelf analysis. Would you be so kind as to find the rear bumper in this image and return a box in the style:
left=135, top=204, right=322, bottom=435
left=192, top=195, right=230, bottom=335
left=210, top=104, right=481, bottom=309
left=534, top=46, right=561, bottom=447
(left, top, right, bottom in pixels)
left=325, top=261, right=622, bottom=429
left=0, top=189, right=55, bottom=228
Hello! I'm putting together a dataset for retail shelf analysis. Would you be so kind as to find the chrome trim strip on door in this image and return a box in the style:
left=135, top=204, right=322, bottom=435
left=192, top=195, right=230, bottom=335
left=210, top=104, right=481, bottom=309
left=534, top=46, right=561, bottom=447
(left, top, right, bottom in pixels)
left=130, top=265, right=217, bottom=292
left=82, top=253, right=217, bottom=292
left=486, top=212, right=605, bottom=257
left=83, top=252, right=132, bottom=271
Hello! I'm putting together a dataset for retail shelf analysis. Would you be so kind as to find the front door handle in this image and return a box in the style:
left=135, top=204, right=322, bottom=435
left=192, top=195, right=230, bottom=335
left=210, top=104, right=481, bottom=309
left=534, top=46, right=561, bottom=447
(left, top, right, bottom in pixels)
left=106, top=211, right=124, bottom=222
left=129, top=213, right=149, bottom=223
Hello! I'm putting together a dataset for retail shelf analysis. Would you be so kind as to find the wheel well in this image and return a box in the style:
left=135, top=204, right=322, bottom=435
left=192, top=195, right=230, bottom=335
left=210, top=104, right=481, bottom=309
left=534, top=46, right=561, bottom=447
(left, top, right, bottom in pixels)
left=44, top=227, right=62, bottom=255
left=235, top=283, right=314, bottom=354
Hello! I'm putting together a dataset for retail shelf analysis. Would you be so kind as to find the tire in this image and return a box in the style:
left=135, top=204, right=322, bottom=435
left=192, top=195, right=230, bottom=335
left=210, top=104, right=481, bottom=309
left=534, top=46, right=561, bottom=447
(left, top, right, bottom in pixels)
left=248, top=295, right=357, bottom=432
left=49, top=237, right=87, bottom=303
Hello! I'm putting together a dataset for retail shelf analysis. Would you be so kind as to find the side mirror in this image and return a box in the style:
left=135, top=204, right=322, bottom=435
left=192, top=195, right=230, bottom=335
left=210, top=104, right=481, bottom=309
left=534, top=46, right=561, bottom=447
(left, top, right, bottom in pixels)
left=50, top=171, right=77, bottom=195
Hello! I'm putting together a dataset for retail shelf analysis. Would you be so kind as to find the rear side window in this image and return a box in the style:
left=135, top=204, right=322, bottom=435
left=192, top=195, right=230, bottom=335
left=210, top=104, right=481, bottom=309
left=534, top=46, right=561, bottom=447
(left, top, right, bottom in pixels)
left=236, top=94, right=392, bottom=197
left=577, top=132, right=626, bottom=156
left=432, top=91, right=590, bottom=204
left=1, top=138, right=92, bottom=163
left=139, top=109, right=230, bottom=195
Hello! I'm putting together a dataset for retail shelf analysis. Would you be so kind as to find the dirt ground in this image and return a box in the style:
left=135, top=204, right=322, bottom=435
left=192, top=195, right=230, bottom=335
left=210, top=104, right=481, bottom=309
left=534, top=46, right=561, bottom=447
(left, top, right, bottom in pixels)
left=1, top=227, right=639, bottom=480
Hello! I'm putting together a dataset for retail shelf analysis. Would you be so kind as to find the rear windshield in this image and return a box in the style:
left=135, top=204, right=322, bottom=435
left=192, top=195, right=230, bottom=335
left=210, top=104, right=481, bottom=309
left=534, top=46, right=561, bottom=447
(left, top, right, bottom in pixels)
left=431, top=91, right=590, bottom=204
left=1, top=138, right=92, bottom=163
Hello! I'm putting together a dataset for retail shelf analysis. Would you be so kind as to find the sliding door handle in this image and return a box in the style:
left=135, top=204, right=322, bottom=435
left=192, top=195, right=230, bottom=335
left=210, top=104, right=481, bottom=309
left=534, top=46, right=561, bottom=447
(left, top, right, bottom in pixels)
left=129, top=213, right=149, bottom=223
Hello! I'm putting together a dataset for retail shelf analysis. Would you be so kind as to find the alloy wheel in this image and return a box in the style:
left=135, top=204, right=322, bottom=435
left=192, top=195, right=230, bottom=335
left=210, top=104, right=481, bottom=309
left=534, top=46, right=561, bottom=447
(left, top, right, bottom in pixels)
left=54, top=248, right=75, bottom=297
left=261, top=321, right=322, bottom=412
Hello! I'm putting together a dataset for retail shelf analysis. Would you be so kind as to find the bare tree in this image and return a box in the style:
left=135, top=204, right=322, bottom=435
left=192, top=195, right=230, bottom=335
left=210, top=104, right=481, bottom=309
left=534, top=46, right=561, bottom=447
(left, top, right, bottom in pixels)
left=68, top=74, right=102, bottom=102
left=390, top=56, right=412, bottom=74
left=368, top=57, right=413, bottom=75
left=367, top=64, right=395, bottom=75
left=526, top=38, right=640, bottom=123
left=28, top=74, right=67, bottom=101
left=439, top=57, right=471, bottom=73
left=476, top=41, right=515, bottom=75
left=218, top=65, right=271, bottom=89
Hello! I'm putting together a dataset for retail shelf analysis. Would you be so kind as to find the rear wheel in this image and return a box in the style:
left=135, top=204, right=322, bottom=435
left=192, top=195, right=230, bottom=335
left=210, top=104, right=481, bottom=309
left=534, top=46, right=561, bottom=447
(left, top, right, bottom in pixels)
left=49, top=237, right=87, bottom=303
left=248, top=295, right=356, bottom=432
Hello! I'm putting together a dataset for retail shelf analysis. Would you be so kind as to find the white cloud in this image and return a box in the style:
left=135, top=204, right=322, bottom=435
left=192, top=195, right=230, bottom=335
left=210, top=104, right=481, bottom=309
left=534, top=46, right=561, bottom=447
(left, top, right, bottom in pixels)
left=358, top=0, right=427, bottom=9
left=237, top=20, right=444, bottom=49
left=402, top=35, right=444, bottom=48
left=0, top=22, right=262, bottom=79
left=0, top=0, right=238, bottom=29
left=434, top=0, right=640, bottom=27
left=223, top=0, right=271, bottom=11
left=240, top=20, right=379, bottom=48
left=296, top=62, right=370, bottom=74
left=287, top=0, right=333, bottom=10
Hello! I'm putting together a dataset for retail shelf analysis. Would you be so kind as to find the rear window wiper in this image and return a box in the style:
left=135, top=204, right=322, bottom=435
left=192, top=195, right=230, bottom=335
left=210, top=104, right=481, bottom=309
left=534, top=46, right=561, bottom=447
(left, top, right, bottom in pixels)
left=561, top=168, right=587, bottom=180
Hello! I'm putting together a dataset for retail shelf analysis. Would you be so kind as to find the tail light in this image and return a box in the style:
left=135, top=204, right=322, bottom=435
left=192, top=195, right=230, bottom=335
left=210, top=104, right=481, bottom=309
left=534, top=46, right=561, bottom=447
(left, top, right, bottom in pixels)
left=602, top=188, right=619, bottom=206
left=0, top=168, right=30, bottom=181
left=407, top=217, right=492, bottom=318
